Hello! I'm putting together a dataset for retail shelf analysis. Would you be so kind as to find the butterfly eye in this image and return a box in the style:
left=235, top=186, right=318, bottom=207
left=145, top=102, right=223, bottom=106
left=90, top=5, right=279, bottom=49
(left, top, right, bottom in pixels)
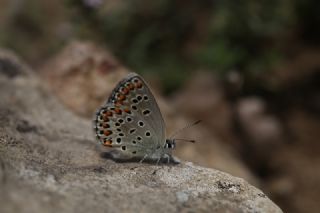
left=143, top=95, right=149, bottom=101
left=136, top=95, right=142, bottom=101
left=137, top=136, right=142, bottom=141
left=116, top=138, right=122, bottom=143
left=121, top=146, right=126, bottom=150
left=126, top=117, right=133, bottom=122
left=118, top=119, right=124, bottom=123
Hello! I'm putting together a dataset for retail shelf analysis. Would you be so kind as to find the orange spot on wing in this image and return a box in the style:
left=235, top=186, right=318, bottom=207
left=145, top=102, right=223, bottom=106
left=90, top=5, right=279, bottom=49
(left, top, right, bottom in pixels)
left=103, top=139, right=113, bottom=147
left=121, top=87, right=129, bottom=95
left=117, top=94, right=126, bottom=101
left=103, top=123, right=110, bottom=128
left=135, top=82, right=143, bottom=88
left=104, top=111, right=113, bottom=117
left=127, top=83, right=134, bottom=90
left=104, top=130, right=112, bottom=136
left=124, top=108, right=131, bottom=114
left=115, top=101, right=123, bottom=107
left=114, top=108, right=122, bottom=115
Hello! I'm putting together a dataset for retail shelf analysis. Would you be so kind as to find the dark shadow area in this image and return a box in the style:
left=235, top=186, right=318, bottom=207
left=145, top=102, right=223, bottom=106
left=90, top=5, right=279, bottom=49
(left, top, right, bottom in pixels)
left=100, top=151, right=180, bottom=165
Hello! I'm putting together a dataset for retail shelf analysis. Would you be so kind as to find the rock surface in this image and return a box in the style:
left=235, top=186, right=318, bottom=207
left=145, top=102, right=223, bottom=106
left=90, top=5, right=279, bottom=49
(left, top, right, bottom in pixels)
left=40, top=40, right=129, bottom=117
left=0, top=50, right=282, bottom=213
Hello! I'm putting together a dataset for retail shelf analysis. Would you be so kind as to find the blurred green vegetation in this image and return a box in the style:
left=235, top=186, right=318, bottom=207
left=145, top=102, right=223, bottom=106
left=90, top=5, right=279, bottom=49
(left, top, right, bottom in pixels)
left=0, top=0, right=319, bottom=93
left=67, top=0, right=318, bottom=93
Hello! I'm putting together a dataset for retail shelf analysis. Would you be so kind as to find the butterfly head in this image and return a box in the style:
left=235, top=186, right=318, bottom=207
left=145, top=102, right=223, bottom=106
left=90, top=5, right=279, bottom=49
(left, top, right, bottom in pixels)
left=164, top=139, right=176, bottom=149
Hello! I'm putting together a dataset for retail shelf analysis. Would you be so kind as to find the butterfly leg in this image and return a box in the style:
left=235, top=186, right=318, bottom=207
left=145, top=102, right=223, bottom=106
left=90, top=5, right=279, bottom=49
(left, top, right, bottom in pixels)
left=171, top=156, right=181, bottom=164
left=163, top=154, right=170, bottom=164
left=156, top=156, right=161, bottom=165
left=139, top=154, right=148, bottom=163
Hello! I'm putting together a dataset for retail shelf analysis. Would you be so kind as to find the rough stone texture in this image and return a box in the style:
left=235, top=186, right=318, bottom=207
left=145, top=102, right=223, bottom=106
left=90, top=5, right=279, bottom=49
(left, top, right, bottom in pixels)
left=0, top=50, right=282, bottom=213
left=40, top=40, right=129, bottom=117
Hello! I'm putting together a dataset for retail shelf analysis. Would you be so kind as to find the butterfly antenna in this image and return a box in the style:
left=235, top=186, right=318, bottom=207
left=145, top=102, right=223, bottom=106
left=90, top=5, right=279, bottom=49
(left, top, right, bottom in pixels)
left=169, top=120, right=201, bottom=140
left=174, top=138, right=196, bottom=143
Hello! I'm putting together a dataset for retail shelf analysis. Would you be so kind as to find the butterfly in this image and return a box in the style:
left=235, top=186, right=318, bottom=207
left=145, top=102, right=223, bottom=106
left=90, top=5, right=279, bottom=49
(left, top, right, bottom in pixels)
left=94, top=73, right=199, bottom=164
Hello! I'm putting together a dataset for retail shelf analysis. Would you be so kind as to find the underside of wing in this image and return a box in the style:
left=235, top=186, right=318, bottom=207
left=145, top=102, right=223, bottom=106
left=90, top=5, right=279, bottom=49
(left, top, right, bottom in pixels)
left=94, top=73, right=166, bottom=158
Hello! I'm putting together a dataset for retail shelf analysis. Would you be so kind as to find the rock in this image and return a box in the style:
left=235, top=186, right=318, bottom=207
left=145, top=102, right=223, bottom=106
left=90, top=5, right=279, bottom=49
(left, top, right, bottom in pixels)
left=167, top=116, right=258, bottom=185
left=268, top=109, right=320, bottom=212
left=235, top=97, right=284, bottom=163
left=0, top=51, right=282, bottom=212
left=39, top=40, right=130, bottom=117
left=236, top=97, right=284, bottom=145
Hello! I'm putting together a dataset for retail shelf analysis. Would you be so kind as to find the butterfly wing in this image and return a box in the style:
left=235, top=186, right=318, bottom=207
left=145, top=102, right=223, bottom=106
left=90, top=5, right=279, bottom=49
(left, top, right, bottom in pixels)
left=94, top=73, right=166, bottom=158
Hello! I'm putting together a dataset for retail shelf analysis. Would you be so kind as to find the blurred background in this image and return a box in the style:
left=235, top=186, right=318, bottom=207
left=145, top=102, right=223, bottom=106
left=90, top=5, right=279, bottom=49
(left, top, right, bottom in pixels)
left=1, top=0, right=320, bottom=212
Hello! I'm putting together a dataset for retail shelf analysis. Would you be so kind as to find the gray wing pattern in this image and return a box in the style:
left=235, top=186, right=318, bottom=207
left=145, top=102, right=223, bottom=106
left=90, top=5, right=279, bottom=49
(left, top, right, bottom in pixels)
left=94, top=73, right=166, bottom=158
